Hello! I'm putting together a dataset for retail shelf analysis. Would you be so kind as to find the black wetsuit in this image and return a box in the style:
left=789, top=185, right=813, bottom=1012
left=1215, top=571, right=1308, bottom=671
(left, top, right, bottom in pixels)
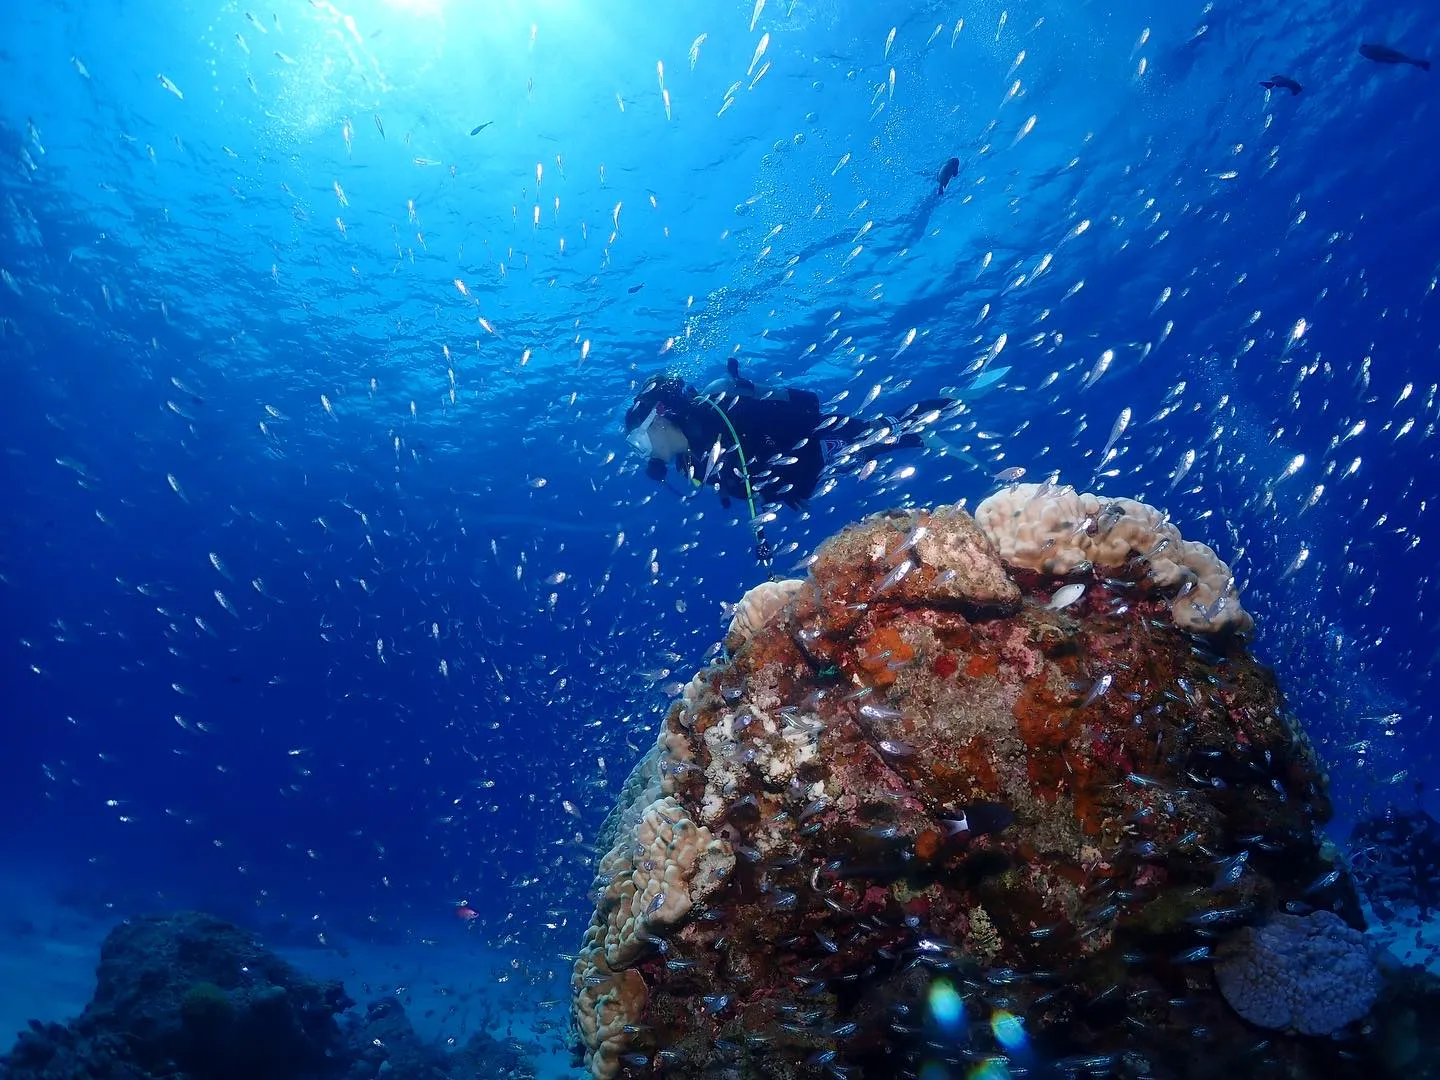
left=661, top=389, right=956, bottom=511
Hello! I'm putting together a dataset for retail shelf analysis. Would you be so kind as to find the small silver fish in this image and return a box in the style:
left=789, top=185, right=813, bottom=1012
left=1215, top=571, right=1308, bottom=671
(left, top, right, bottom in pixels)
left=1212, top=849, right=1251, bottom=890
left=700, top=437, right=724, bottom=486
left=1100, top=406, right=1131, bottom=460
left=1172, top=945, right=1212, bottom=964
left=1302, top=868, right=1342, bottom=895
left=875, top=558, right=913, bottom=594
left=1080, top=348, right=1114, bottom=390
left=1081, top=673, right=1113, bottom=707
left=1169, top=448, right=1196, bottom=492
left=895, top=522, right=929, bottom=554
left=1184, top=905, right=1249, bottom=926
left=799, top=796, right=832, bottom=821
left=1125, top=772, right=1163, bottom=788
left=858, top=702, right=903, bottom=721
left=1046, top=583, right=1086, bottom=610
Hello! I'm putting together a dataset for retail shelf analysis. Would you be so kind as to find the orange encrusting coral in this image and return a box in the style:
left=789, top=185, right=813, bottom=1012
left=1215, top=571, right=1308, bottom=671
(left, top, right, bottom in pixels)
left=963, top=652, right=999, bottom=679
left=933, top=736, right=1003, bottom=797
left=1011, top=678, right=1074, bottom=798
left=914, top=829, right=943, bottom=861
left=851, top=624, right=914, bottom=687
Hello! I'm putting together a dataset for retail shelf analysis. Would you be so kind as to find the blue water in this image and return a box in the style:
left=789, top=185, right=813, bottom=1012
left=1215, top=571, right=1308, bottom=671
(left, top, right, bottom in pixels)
left=2, top=0, right=1437, bottom=1066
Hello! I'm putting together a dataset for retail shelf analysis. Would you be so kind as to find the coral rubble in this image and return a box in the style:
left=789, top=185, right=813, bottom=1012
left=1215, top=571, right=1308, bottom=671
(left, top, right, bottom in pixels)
left=571, top=495, right=1415, bottom=1079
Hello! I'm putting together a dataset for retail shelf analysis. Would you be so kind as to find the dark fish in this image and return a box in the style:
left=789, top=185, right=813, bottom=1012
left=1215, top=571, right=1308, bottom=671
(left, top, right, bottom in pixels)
left=1359, top=43, right=1430, bottom=70
left=469, top=121, right=494, bottom=136
left=1184, top=904, right=1251, bottom=926
left=936, top=156, right=960, bottom=194
left=628, top=283, right=644, bottom=294
left=940, top=800, right=1014, bottom=837
left=1259, top=74, right=1303, bottom=95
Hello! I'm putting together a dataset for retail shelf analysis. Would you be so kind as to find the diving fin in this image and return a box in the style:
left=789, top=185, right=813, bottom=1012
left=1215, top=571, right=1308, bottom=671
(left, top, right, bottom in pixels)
left=921, top=430, right=983, bottom=469
left=964, top=365, right=1010, bottom=397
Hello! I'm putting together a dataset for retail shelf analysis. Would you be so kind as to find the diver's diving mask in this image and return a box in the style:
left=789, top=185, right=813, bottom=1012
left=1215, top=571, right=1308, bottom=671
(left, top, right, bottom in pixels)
left=625, top=405, right=661, bottom=457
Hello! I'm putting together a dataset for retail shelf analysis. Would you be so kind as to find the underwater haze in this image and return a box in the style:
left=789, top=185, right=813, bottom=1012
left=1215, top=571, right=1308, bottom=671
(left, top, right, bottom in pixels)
left=2, top=0, right=1439, bottom=1076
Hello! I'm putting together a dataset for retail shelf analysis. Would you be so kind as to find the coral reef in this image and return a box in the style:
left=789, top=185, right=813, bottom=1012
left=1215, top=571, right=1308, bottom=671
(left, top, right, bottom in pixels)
left=0, top=912, right=536, bottom=1080
left=570, top=496, right=1420, bottom=1079
left=572, top=789, right=734, bottom=1077
left=1, top=912, right=354, bottom=1080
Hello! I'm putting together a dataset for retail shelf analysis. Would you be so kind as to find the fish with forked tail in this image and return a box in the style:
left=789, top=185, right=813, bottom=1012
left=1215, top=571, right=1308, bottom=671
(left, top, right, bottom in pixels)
left=1359, top=42, right=1430, bottom=70
left=1260, top=74, right=1303, bottom=95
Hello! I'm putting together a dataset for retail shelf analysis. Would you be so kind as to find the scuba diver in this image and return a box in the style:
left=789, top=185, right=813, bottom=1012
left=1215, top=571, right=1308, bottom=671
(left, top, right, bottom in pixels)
left=622, top=358, right=977, bottom=566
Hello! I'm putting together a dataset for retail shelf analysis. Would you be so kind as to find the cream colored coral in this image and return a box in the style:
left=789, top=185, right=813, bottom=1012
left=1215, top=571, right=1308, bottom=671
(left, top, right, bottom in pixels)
left=572, top=967, right=646, bottom=1080
left=656, top=726, right=695, bottom=796
left=598, top=797, right=715, bottom=963
left=725, top=578, right=805, bottom=651
left=975, top=483, right=1252, bottom=635
left=571, top=796, right=733, bottom=1078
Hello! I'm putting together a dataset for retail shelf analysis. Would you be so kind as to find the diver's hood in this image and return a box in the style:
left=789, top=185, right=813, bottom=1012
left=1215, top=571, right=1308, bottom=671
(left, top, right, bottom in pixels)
left=624, top=374, right=694, bottom=433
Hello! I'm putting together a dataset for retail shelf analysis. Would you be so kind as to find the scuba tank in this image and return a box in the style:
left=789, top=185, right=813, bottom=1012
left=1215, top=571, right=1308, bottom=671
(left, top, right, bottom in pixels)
left=702, top=357, right=819, bottom=415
